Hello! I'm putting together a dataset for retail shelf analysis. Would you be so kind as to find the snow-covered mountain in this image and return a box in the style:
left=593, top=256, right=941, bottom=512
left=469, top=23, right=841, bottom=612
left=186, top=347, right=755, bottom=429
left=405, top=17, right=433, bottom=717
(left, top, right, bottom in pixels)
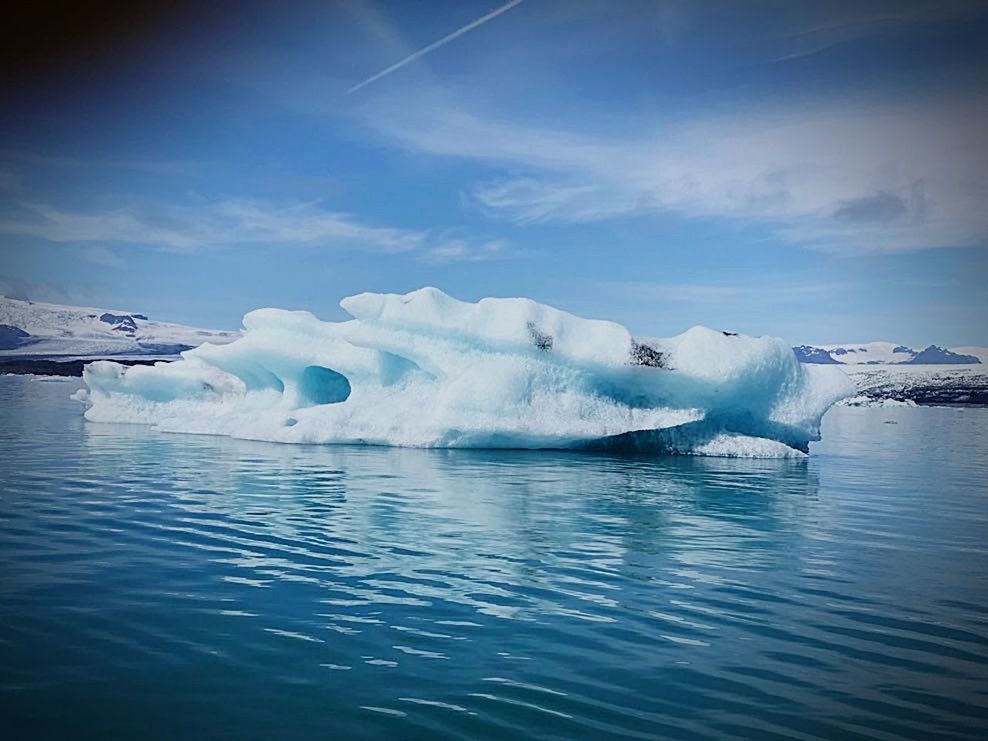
left=793, top=341, right=983, bottom=365
left=951, top=346, right=988, bottom=365
left=0, top=296, right=239, bottom=357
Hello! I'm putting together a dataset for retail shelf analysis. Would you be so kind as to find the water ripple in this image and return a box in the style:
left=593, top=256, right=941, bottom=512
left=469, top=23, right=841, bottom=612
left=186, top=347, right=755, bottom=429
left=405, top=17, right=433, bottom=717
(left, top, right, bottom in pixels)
left=1, top=376, right=987, bottom=739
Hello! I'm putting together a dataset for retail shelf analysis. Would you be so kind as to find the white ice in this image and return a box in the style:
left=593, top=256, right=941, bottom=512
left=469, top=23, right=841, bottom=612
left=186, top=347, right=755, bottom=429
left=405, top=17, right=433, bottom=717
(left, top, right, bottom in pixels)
left=78, top=287, right=853, bottom=457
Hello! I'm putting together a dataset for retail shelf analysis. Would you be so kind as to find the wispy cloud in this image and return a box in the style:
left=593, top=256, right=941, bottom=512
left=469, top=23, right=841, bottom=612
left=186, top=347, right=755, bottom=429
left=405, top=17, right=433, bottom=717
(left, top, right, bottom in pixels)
left=82, top=245, right=126, bottom=269
left=346, top=0, right=525, bottom=94
left=767, top=0, right=985, bottom=62
left=0, top=197, right=526, bottom=264
left=363, top=89, right=988, bottom=253
left=0, top=275, right=85, bottom=305
left=419, top=237, right=527, bottom=263
left=597, top=280, right=856, bottom=305
left=0, top=199, right=426, bottom=252
left=832, top=191, right=912, bottom=224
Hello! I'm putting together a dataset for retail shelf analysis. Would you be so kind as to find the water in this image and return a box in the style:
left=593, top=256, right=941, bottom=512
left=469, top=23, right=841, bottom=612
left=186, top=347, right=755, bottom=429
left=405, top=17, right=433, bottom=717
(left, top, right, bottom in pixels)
left=2, top=375, right=987, bottom=740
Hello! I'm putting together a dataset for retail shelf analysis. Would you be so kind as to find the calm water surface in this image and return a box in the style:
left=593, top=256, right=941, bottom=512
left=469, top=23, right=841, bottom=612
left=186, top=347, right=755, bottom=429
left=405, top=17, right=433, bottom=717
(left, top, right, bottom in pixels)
left=1, top=375, right=987, bottom=739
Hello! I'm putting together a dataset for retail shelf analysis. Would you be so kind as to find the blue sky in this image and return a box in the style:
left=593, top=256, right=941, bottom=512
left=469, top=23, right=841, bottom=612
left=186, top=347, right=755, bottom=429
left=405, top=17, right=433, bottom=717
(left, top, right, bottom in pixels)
left=1, top=0, right=986, bottom=345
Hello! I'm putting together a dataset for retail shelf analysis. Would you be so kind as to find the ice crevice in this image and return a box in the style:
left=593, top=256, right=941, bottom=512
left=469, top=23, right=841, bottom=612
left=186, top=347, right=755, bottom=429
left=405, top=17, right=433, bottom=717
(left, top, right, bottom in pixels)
left=78, top=287, right=853, bottom=457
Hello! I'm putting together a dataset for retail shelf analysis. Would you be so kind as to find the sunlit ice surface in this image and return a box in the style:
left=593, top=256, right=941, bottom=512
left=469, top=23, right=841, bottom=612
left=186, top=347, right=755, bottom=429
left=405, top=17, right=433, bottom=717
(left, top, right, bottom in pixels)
left=78, top=287, right=852, bottom=457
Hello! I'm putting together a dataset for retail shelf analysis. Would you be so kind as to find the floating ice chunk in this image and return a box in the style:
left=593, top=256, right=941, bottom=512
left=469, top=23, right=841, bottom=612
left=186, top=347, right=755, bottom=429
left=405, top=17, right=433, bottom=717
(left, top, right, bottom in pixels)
left=80, top=288, right=853, bottom=456
left=839, top=395, right=918, bottom=408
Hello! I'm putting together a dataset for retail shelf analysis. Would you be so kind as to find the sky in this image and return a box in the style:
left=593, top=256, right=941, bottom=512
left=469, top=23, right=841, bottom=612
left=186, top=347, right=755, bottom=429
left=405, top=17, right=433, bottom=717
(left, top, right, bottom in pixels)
left=1, top=0, right=986, bottom=345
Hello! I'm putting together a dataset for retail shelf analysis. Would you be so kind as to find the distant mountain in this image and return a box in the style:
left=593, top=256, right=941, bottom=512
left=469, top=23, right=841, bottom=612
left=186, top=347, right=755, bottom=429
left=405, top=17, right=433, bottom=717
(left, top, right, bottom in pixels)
left=791, top=345, right=841, bottom=364
left=950, top=346, right=988, bottom=365
left=794, top=341, right=983, bottom=365
left=0, top=296, right=239, bottom=358
left=908, top=346, right=982, bottom=365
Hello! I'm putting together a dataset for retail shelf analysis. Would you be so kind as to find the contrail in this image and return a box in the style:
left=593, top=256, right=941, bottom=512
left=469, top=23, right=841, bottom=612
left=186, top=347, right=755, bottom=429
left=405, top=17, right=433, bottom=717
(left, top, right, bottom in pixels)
left=346, top=0, right=525, bottom=94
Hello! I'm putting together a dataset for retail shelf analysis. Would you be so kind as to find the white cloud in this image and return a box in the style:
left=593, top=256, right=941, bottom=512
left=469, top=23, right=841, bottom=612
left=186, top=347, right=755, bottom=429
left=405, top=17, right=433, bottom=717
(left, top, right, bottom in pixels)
left=0, top=197, right=524, bottom=264
left=363, top=89, right=988, bottom=253
left=766, top=0, right=985, bottom=62
left=0, top=199, right=426, bottom=253
left=420, top=237, right=520, bottom=263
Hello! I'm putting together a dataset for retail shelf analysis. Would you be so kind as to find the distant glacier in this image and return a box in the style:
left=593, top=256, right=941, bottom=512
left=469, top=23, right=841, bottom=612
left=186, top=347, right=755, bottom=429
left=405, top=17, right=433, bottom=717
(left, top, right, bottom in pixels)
left=0, top=295, right=239, bottom=357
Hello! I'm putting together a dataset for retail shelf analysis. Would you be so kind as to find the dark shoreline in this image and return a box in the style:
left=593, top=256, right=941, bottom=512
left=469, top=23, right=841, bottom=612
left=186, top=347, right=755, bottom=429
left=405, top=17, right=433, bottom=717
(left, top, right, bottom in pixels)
left=850, top=380, right=988, bottom=406
left=0, top=357, right=167, bottom=377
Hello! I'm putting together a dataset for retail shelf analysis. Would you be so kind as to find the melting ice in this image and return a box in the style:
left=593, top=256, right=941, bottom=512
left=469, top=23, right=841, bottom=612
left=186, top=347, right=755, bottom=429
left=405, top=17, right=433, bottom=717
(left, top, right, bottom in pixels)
left=78, top=287, right=852, bottom=457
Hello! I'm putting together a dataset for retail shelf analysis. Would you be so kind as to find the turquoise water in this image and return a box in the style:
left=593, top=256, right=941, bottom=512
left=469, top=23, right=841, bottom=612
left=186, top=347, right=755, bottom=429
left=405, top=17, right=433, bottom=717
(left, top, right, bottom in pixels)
left=2, top=376, right=987, bottom=740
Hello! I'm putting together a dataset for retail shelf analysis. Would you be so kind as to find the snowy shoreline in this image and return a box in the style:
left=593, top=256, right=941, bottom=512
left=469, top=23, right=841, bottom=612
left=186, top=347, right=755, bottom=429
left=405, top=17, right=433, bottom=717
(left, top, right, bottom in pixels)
left=839, top=364, right=988, bottom=407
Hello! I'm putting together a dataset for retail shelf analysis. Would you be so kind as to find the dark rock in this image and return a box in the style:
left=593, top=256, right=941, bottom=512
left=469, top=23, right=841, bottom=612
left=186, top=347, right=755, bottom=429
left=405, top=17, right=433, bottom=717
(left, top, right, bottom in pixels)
left=0, top=357, right=163, bottom=377
left=135, top=342, right=193, bottom=355
left=0, top=324, right=30, bottom=350
left=905, top=346, right=981, bottom=365
left=792, top=345, right=838, bottom=364
left=630, top=341, right=667, bottom=368
left=99, top=312, right=138, bottom=335
left=99, top=312, right=132, bottom=325
left=526, top=321, right=553, bottom=352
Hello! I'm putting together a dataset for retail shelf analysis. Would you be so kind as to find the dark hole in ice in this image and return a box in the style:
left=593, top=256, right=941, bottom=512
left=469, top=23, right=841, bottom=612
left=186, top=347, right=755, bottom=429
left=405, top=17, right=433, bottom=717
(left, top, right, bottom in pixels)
left=299, top=365, right=351, bottom=405
left=630, top=341, right=666, bottom=368
left=526, top=321, right=553, bottom=352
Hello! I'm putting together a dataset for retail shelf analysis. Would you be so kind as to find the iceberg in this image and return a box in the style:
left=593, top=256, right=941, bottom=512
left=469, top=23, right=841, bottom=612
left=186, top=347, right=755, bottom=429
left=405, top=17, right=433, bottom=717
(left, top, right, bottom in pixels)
left=78, top=287, right=853, bottom=457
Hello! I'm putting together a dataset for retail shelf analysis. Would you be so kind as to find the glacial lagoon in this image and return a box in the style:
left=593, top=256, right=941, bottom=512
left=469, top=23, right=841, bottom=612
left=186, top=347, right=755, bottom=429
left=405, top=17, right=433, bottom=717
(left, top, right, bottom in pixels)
left=2, top=375, right=987, bottom=739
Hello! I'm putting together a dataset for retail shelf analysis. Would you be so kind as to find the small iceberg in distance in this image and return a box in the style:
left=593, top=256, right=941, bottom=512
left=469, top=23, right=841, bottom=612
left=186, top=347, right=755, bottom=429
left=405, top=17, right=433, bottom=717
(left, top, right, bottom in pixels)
left=77, top=287, right=853, bottom=457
